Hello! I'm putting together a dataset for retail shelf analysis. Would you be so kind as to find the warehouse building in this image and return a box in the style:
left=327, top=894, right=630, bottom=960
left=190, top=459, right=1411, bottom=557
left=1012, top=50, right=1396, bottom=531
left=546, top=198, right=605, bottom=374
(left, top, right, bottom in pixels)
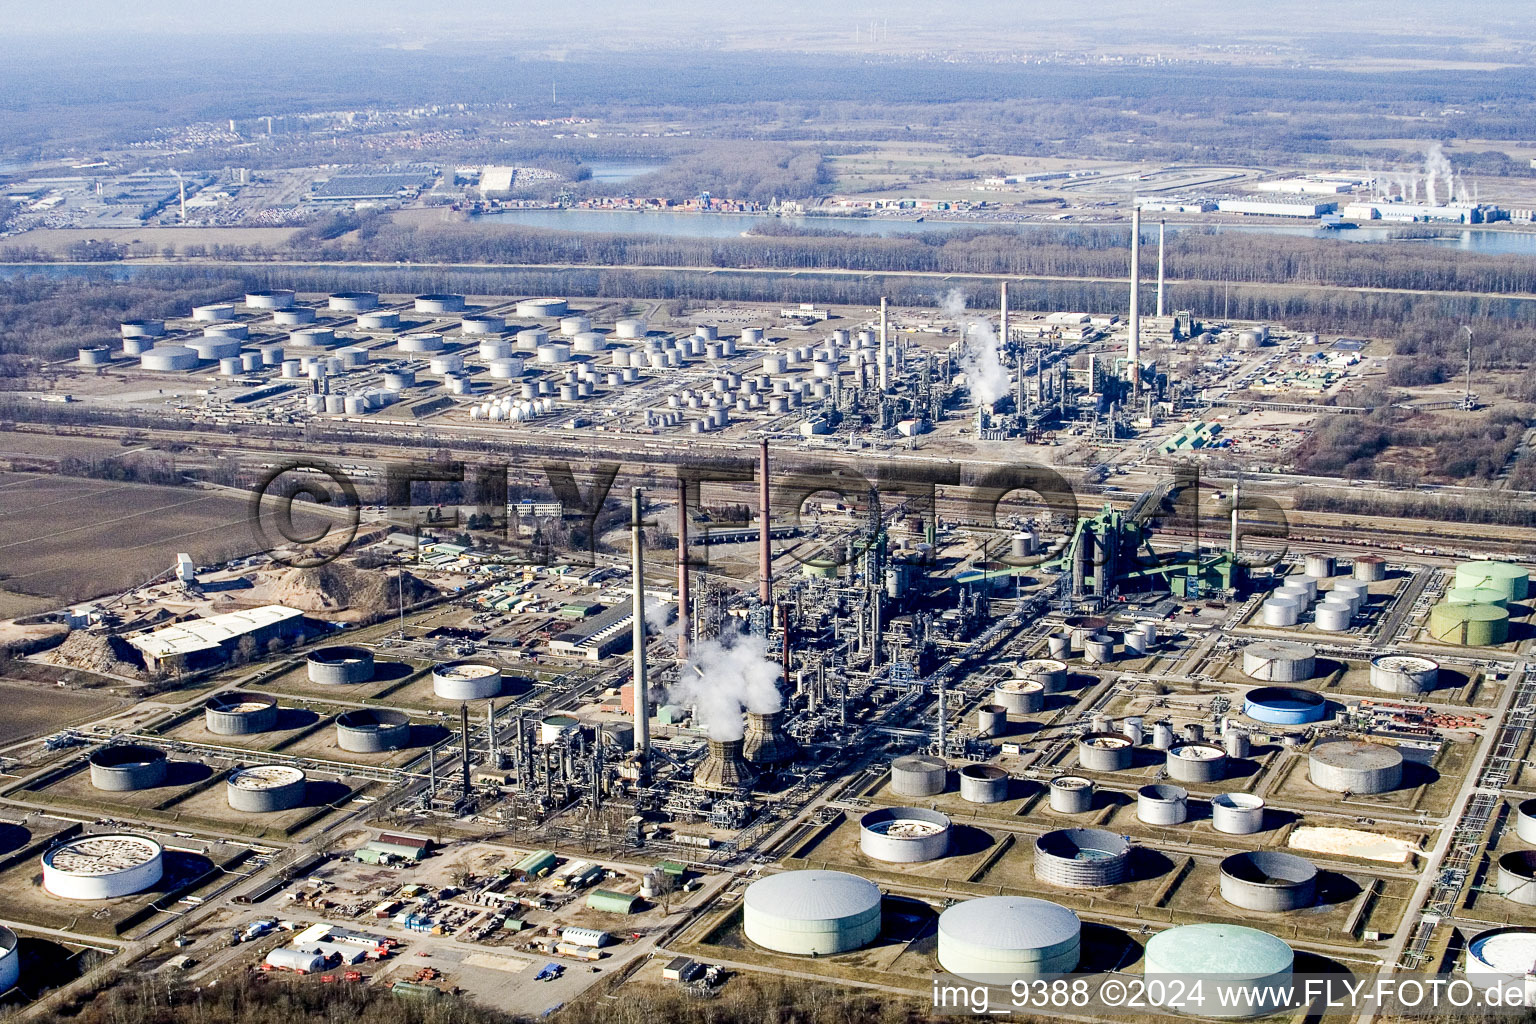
left=127, top=606, right=304, bottom=671
left=1216, top=198, right=1338, bottom=218
left=550, top=598, right=673, bottom=661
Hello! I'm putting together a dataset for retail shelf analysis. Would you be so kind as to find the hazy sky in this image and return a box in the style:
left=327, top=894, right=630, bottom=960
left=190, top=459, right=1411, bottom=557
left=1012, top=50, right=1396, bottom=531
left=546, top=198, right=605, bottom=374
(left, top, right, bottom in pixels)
left=5, top=0, right=1528, bottom=47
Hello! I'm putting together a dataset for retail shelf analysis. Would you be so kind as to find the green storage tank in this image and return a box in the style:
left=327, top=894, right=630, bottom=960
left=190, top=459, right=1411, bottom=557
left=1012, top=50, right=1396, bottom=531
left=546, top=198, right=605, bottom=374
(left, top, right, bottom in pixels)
left=1427, top=602, right=1510, bottom=646
left=1445, top=587, right=1509, bottom=608
left=1454, top=561, right=1530, bottom=602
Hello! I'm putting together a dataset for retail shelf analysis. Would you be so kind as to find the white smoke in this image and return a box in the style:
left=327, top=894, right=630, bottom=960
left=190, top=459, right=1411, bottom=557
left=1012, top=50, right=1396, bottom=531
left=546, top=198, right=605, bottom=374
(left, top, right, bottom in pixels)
left=942, top=288, right=1009, bottom=407
left=1425, top=143, right=1453, bottom=207
left=666, top=628, right=783, bottom=741
left=642, top=594, right=677, bottom=640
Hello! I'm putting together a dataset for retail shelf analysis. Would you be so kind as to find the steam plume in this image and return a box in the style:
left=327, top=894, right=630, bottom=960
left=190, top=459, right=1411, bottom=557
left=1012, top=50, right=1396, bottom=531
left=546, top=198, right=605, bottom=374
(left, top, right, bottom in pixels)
left=666, top=628, right=783, bottom=741
left=942, top=288, right=1009, bottom=406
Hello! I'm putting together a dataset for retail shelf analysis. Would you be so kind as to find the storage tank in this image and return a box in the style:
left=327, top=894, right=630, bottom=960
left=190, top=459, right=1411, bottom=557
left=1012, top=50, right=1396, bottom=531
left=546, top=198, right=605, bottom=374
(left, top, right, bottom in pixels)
left=204, top=691, right=278, bottom=734
left=1466, top=927, right=1536, bottom=994
left=1048, top=775, right=1094, bottom=813
left=1152, top=720, right=1176, bottom=750
left=1308, top=739, right=1402, bottom=794
left=288, top=327, right=334, bottom=348
left=307, top=646, right=374, bottom=684
left=890, top=754, right=947, bottom=796
left=121, top=318, right=165, bottom=338
left=226, top=765, right=307, bottom=812
left=41, top=834, right=164, bottom=900
left=1369, top=655, right=1439, bottom=695
left=192, top=303, right=235, bottom=322
left=123, top=336, right=155, bottom=356
left=517, top=298, right=568, bottom=318
left=559, top=315, right=591, bottom=337
left=1302, top=552, right=1335, bottom=578
left=1167, top=742, right=1226, bottom=783
left=958, top=764, right=1010, bottom=804
left=202, top=321, right=249, bottom=341
left=937, top=897, right=1080, bottom=982
left=1352, top=555, right=1387, bottom=581
left=1143, top=924, right=1294, bottom=1018
left=1220, top=851, right=1317, bottom=911
left=540, top=714, right=579, bottom=745
left=335, top=709, right=410, bottom=752
left=1137, top=783, right=1189, bottom=825
left=1046, top=634, right=1070, bottom=658
left=1455, top=561, right=1530, bottom=602
left=415, top=293, right=465, bottom=314
left=357, top=310, right=399, bottom=330
left=1242, top=641, right=1316, bottom=681
left=1497, top=852, right=1536, bottom=906
left=1225, top=729, right=1251, bottom=759
left=1313, top=603, right=1354, bottom=632
left=1279, top=576, right=1317, bottom=600
left=993, top=679, right=1044, bottom=714
left=0, top=926, right=16, bottom=993
left=245, top=289, right=294, bottom=309
left=859, top=807, right=952, bottom=863
left=614, top=318, right=648, bottom=339
left=1517, top=798, right=1536, bottom=845
left=460, top=314, right=505, bottom=334
left=1015, top=659, right=1067, bottom=693
left=742, top=870, right=881, bottom=955
left=1082, top=633, right=1116, bottom=664
left=383, top=370, right=416, bottom=390
left=1212, top=793, right=1267, bottom=834
left=273, top=307, right=316, bottom=326
left=429, top=353, right=464, bottom=374
left=432, top=662, right=502, bottom=700
left=1261, top=596, right=1303, bottom=627
left=397, top=334, right=444, bottom=353
left=191, top=338, right=240, bottom=361
left=572, top=332, right=605, bottom=354
left=1445, top=586, right=1508, bottom=608
left=1033, top=828, right=1130, bottom=887
left=977, top=704, right=1007, bottom=737
left=1077, top=732, right=1133, bottom=771
left=328, top=292, right=378, bottom=312
left=536, top=343, right=571, bottom=365
left=1242, top=686, right=1326, bottom=725
left=1427, top=602, right=1509, bottom=646
left=89, top=744, right=168, bottom=791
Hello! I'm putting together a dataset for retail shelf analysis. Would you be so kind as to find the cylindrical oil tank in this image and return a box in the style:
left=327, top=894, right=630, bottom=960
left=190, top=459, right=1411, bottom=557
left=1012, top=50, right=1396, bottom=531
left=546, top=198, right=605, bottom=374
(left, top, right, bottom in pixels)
left=204, top=691, right=279, bottom=734
left=1308, top=739, right=1403, bottom=793
left=615, top=318, right=647, bottom=339
left=432, top=661, right=502, bottom=700
left=1138, top=783, right=1189, bottom=825
left=1446, top=586, right=1508, bottom=608
left=601, top=721, right=634, bottom=750
left=259, top=342, right=284, bottom=365
left=1242, top=641, right=1316, bottom=681
left=488, top=358, right=524, bottom=379
left=429, top=353, right=464, bottom=374
left=937, top=897, right=1081, bottom=982
left=383, top=370, right=416, bottom=390
left=1124, top=629, right=1149, bottom=655
left=1466, top=927, right=1536, bottom=993
left=191, top=338, right=240, bottom=361
left=336, top=709, right=410, bottom=752
left=1427, top=602, right=1509, bottom=646
left=78, top=346, right=111, bottom=366
left=397, top=333, right=444, bottom=353
left=307, top=646, right=374, bottom=684
left=1369, top=655, right=1439, bottom=694
left=540, top=714, right=578, bottom=744
left=572, top=332, right=605, bottom=354
left=121, top=318, right=165, bottom=338
left=559, top=315, right=591, bottom=337
left=1123, top=717, right=1145, bottom=745
left=742, top=870, right=882, bottom=955
left=357, top=311, right=399, bottom=333
left=1261, top=596, right=1303, bottom=627
left=1455, top=560, right=1530, bottom=602
left=288, top=326, right=334, bottom=348
left=1077, top=732, right=1133, bottom=771
left=993, top=679, right=1045, bottom=714
left=1281, top=576, right=1318, bottom=600
left=460, top=314, right=504, bottom=334
left=1303, top=552, right=1335, bottom=577
left=245, top=289, right=294, bottom=309
left=1498, top=852, right=1536, bottom=905
left=1220, top=851, right=1317, bottom=911
left=1144, top=924, right=1293, bottom=1018
left=516, top=298, right=567, bottom=318
left=192, top=303, right=234, bottom=322
left=1243, top=686, right=1326, bottom=725
left=123, top=336, right=155, bottom=356
left=1048, top=775, right=1094, bottom=813
left=1517, top=798, right=1536, bottom=845
left=226, top=765, right=307, bottom=812
left=415, top=293, right=465, bottom=314
left=1353, top=555, right=1387, bottom=581
left=0, top=925, right=16, bottom=993
left=1016, top=659, right=1067, bottom=693
left=536, top=343, right=571, bottom=365
left=273, top=307, right=316, bottom=326
left=890, top=754, right=947, bottom=796
left=218, top=356, right=241, bottom=375
left=977, top=704, right=1007, bottom=737
left=1313, top=603, right=1353, bottom=632
left=1046, top=633, right=1071, bottom=658
left=1212, top=793, right=1267, bottom=834
left=859, top=807, right=951, bottom=863
left=1082, top=633, right=1116, bottom=664
left=1034, top=828, right=1130, bottom=888
left=1152, top=720, right=1176, bottom=750
left=328, top=291, right=377, bottom=312
left=1167, top=742, right=1226, bottom=783
left=959, top=764, right=1010, bottom=804
left=89, top=744, right=168, bottom=791
left=41, top=834, right=164, bottom=900
left=1225, top=729, right=1251, bottom=759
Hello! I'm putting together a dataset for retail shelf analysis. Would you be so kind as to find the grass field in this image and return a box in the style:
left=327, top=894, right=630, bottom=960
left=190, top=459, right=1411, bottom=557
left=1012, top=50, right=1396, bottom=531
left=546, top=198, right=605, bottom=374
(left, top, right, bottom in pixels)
left=0, top=680, right=124, bottom=744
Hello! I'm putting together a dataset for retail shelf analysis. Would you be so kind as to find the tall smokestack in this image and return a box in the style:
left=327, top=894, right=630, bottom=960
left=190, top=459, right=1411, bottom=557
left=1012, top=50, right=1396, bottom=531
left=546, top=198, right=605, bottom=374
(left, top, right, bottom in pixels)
left=630, top=487, right=650, bottom=758
left=487, top=701, right=498, bottom=767
left=1128, top=205, right=1142, bottom=393
left=999, top=281, right=1008, bottom=347
left=1156, top=219, right=1166, bottom=319
left=676, top=477, right=690, bottom=660
left=460, top=702, right=471, bottom=799
left=759, top=438, right=772, bottom=604
left=1230, top=477, right=1240, bottom=557
left=878, top=297, right=889, bottom=394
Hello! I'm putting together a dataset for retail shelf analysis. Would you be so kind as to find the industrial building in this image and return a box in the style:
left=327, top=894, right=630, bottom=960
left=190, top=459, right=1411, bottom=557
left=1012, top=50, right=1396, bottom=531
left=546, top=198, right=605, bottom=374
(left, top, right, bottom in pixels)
left=128, top=606, right=304, bottom=671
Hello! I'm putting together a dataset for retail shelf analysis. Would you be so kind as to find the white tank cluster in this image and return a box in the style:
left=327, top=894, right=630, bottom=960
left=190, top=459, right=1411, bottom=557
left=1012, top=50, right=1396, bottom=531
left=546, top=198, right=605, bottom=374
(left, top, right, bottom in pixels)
left=41, top=833, right=164, bottom=899
left=469, top=395, right=555, bottom=423
left=742, top=870, right=882, bottom=955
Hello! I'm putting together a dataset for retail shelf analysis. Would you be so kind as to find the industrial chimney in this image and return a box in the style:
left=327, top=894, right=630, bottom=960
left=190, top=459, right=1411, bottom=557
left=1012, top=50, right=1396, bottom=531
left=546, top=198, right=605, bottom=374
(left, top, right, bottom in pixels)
left=1156, top=218, right=1167, bottom=319
left=758, top=438, right=772, bottom=604
left=676, top=476, right=690, bottom=660
left=878, top=296, right=889, bottom=394
left=693, top=737, right=758, bottom=792
left=630, top=487, right=650, bottom=759
left=1128, top=205, right=1141, bottom=393
left=743, top=710, right=798, bottom=766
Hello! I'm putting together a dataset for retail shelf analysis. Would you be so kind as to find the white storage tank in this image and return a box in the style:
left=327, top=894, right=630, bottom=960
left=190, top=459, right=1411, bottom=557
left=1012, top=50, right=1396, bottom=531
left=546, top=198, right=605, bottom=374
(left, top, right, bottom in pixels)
left=273, top=307, right=316, bottom=326
left=858, top=807, right=951, bottom=863
left=140, top=346, right=199, bottom=371
left=357, top=310, right=399, bottom=330
left=615, top=318, right=648, bottom=339
left=192, top=303, right=235, bottom=322
left=1369, top=655, right=1438, bottom=694
left=1212, top=792, right=1267, bottom=834
left=41, top=833, right=164, bottom=899
left=937, top=897, right=1080, bottom=982
left=742, top=870, right=882, bottom=955
left=559, top=315, right=592, bottom=337
left=78, top=346, right=112, bottom=366
left=328, top=291, right=377, bottom=312
left=517, top=298, right=568, bottom=318
left=289, top=327, right=335, bottom=347
left=245, top=289, right=294, bottom=309
left=415, top=293, right=465, bottom=314
left=1143, top=924, right=1293, bottom=1018
left=432, top=661, right=502, bottom=700
left=460, top=314, right=505, bottom=334
left=398, top=334, right=444, bottom=353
